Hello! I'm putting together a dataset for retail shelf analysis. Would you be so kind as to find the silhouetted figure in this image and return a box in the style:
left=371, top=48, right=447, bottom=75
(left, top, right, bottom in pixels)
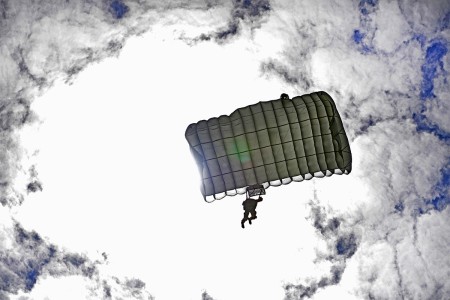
left=241, top=196, right=263, bottom=228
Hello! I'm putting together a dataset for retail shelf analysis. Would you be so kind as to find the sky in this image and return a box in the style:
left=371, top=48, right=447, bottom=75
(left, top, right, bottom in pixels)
left=0, top=0, right=449, bottom=300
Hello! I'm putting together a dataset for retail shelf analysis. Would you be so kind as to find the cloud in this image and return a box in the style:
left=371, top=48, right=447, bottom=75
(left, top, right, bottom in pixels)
left=1, top=0, right=449, bottom=299
left=252, top=3, right=449, bottom=298
left=283, top=193, right=361, bottom=299
left=202, top=290, right=216, bottom=300
left=0, top=0, right=236, bottom=207
left=0, top=216, right=154, bottom=299
left=189, top=0, right=271, bottom=43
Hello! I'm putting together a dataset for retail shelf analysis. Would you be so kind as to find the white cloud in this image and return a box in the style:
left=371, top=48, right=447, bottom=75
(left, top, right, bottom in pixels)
left=372, top=1, right=411, bottom=53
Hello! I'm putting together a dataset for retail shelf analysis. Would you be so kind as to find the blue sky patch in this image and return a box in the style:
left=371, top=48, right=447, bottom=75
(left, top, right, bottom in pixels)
left=394, top=201, right=404, bottom=212
left=429, top=195, right=450, bottom=211
left=412, top=112, right=450, bottom=140
left=413, top=33, right=426, bottom=47
left=110, top=0, right=129, bottom=19
left=420, top=40, right=448, bottom=99
left=420, top=164, right=450, bottom=213
left=352, top=29, right=374, bottom=54
left=353, top=30, right=364, bottom=44
left=413, top=38, right=449, bottom=141
left=25, top=270, right=39, bottom=291
left=336, top=234, right=357, bottom=258
left=353, top=0, right=378, bottom=54
left=359, top=0, right=378, bottom=15
left=430, top=164, right=450, bottom=211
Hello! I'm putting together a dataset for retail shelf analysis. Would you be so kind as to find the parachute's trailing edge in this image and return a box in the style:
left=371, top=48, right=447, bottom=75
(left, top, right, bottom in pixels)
left=185, top=91, right=352, bottom=201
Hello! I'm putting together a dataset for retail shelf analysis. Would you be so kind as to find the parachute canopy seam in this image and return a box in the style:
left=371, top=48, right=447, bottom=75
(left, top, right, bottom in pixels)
left=229, top=108, right=247, bottom=196
left=250, top=102, right=270, bottom=184
left=206, top=118, right=224, bottom=199
left=312, top=93, right=329, bottom=172
left=196, top=129, right=209, bottom=198
left=236, top=108, right=259, bottom=187
left=258, top=101, right=278, bottom=182
left=217, top=112, right=238, bottom=196
left=300, top=95, right=314, bottom=174
left=281, top=98, right=301, bottom=178
left=268, top=99, right=289, bottom=181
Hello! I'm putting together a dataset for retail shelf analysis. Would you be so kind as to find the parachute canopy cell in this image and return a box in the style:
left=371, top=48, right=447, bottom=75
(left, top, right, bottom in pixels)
left=185, top=91, right=352, bottom=201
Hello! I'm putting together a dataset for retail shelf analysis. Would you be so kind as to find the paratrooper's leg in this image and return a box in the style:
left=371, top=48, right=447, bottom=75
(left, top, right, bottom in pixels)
left=241, top=211, right=250, bottom=228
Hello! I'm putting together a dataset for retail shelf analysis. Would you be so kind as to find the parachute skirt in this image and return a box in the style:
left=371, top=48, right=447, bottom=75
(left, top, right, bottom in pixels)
left=185, top=91, right=352, bottom=202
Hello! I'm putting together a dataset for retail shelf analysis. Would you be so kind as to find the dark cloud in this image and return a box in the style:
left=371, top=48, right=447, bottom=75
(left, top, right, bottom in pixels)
left=284, top=195, right=361, bottom=299
left=26, top=181, right=42, bottom=193
left=258, top=19, right=323, bottom=88
left=309, top=203, right=341, bottom=237
left=124, top=278, right=147, bottom=298
left=0, top=221, right=154, bottom=299
left=233, top=0, right=271, bottom=26
left=284, top=264, right=345, bottom=300
left=1, top=223, right=61, bottom=294
left=26, top=166, right=42, bottom=194
left=260, top=60, right=301, bottom=85
left=202, top=290, right=216, bottom=300
left=335, top=233, right=357, bottom=258
left=284, top=282, right=317, bottom=299
left=0, top=99, right=32, bottom=132
left=189, top=0, right=271, bottom=43
left=103, top=280, right=112, bottom=299
left=13, top=47, right=48, bottom=90
left=0, top=98, right=35, bottom=206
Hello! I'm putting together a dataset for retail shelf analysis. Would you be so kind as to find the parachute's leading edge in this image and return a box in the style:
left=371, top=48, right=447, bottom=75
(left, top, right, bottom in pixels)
left=185, top=91, right=352, bottom=201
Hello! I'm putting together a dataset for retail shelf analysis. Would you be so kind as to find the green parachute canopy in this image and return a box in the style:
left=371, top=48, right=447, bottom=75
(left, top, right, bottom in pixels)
left=185, top=91, right=352, bottom=201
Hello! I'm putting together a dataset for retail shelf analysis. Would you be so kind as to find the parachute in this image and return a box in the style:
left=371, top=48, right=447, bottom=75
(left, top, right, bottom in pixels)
left=185, top=91, right=352, bottom=201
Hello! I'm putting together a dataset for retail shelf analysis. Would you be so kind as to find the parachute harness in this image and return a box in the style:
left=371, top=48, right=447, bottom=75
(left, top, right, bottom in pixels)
left=246, top=184, right=266, bottom=198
